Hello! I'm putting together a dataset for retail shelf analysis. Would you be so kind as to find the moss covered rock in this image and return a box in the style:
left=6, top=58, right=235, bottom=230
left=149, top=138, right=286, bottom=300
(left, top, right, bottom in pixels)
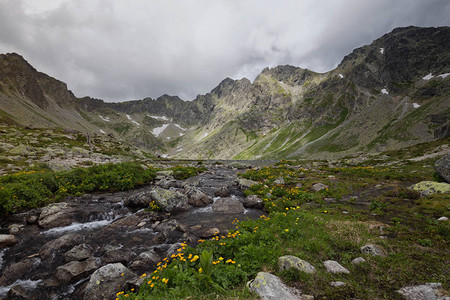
left=410, top=181, right=450, bottom=196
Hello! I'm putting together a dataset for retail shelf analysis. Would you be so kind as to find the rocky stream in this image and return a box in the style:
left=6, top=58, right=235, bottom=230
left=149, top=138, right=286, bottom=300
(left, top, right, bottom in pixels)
left=0, top=164, right=265, bottom=300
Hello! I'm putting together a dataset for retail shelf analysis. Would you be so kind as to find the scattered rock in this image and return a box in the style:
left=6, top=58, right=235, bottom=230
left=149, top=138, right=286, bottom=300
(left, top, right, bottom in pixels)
left=438, top=216, right=448, bottom=221
left=0, top=234, right=18, bottom=248
left=214, top=186, right=230, bottom=197
left=274, top=177, right=285, bottom=185
left=410, top=181, right=450, bottom=196
left=64, top=244, right=93, bottom=262
left=56, top=257, right=99, bottom=284
left=312, top=183, right=328, bottom=192
left=323, top=260, right=350, bottom=274
left=38, top=202, right=77, bottom=229
left=434, top=154, right=450, bottom=183
left=360, top=244, right=387, bottom=257
left=398, top=282, right=449, bottom=300
left=351, top=257, right=366, bottom=265
left=242, top=195, right=264, bottom=209
left=237, top=178, right=259, bottom=190
left=150, top=187, right=190, bottom=212
left=278, top=255, right=316, bottom=274
left=212, top=197, right=245, bottom=214
left=248, top=272, right=300, bottom=300
left=84, top=263, right=135, bottom=300
left=40, top=233, right=83, bottom=260
left=185, top=187, right=213, bottom=207
left=330, top=281, right=347, bottom=287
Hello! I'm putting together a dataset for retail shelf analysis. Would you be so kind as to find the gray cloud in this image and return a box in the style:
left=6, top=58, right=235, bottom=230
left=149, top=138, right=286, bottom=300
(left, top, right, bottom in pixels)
left=0, top=0, right=449, bottom=101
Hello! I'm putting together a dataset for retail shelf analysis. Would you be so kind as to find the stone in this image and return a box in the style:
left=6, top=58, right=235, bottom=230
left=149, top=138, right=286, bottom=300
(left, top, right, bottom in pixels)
left=0, top=258, right=39, bottom=285
left=214, top=186, right=230, bottom=197
left=351, top=257, right=366, bottom=265
left=198, top=227, right=220, bottom=238
left=410, top=181, right=450, bottom=196
left=8, top=224, right=25, bottom=235
left=278, top=255, right=317, bottom=274
left=242, top=195, right=264, bottom=209
left=156, top=170, right=174, bottom=177
left=274, top=177, right=285, bottom=185
left=64, top=244, right=93, bottom=262
left=130, top=250, right=160, bottom=270
left=237, top=178, right=259, bottom=190
left=56, top=258, right=99, bottom=284
left=165, top=242, right=183, bottom=259
left=38, top=202, right=77, bottom=229
left=247, top=272, right=300, bottom=300
left=212, top=197, right=245, bottom=214
left=124, top=188, right=153, bottom=208
left=434, top=154, right=450, bottom=183
left=323, top=260, right=350, bottom=274
left=0, top=234, right=18, bottom=248
left=156, top=178, right=179, bottom=189
left=398, top=282, right=449, bottom=300
left=330, top=281, right=347, bottom=287
left=185, top=187, right=213, bottom=207
left=84, top=263, right=135, bottom=300
left=438, top=216, right=448, bottom=221
left=312, top=183, right=328, bottom=192
left=102, top=249, right=134, bottom=266
left=40, top=233, right=82, bottom=260
left=360, top=244, right=387, bottom=257
left=149, top=187, right=190, bottom=212
left=302, top=295, right=314, bottom=300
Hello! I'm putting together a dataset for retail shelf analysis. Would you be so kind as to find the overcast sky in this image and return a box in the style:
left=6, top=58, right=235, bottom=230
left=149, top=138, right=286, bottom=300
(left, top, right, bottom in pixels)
left=0, top=0, right=449, bottom=102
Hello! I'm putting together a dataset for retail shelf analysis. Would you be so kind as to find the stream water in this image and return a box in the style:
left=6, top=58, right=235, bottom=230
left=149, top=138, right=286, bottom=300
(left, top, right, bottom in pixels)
left=0, top=164, right=265, bottom=299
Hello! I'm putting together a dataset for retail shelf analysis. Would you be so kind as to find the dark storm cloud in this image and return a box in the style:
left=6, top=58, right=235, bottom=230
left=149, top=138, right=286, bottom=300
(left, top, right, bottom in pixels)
left=0, top=0, right=449, bottom=101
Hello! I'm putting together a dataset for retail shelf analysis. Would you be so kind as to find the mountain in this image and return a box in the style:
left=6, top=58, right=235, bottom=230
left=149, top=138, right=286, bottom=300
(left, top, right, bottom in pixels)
left=0, top=26, right=449, bottom=159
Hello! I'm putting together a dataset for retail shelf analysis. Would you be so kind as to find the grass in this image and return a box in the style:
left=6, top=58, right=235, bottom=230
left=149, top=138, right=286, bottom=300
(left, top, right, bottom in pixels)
left=119, top=158, right=449, bottom=299
left=0, top=162, right=156, bottom=214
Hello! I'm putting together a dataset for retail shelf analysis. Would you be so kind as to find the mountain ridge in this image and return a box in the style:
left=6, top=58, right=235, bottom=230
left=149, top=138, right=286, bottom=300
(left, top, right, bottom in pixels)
left=0, top=26, right=449, bottom=159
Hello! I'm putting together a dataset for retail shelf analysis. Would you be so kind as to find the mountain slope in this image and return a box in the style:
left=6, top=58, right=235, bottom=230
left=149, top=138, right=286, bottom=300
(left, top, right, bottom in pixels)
left=0, top=26, right=449, bottom=159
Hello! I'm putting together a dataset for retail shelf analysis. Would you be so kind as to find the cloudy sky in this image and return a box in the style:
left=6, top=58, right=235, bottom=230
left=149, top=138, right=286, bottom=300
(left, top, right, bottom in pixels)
left=1, top=0, right=449, bottom=102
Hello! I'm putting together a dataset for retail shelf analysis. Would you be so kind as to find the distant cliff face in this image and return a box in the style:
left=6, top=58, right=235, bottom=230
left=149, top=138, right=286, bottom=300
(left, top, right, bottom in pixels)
left=0, top=26, right=449, bottom=159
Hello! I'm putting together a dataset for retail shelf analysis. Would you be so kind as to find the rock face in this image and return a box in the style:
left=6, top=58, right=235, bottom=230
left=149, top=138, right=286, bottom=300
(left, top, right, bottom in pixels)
left=434, top=154, right=450, bottom=183
left=323, top=260, right=350, bottom=274
left=0, top=234, right=18, bottom=248
left=410, top=181, right=450, bottom=196
left=398, top=282, right=449, bottom=300
left=149, top=187, right=190, bottom=212
left=38, top=202, right=77, bottom=228
left=248, top=272, right=300, bottom=300
left=212, top=197, right=245, bottom=213
left=278, top=255, right=316, bottom=274
left=84, top=263, right=135, bottom=300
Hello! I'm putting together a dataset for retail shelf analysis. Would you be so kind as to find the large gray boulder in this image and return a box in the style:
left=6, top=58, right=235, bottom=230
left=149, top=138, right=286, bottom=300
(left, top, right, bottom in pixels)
left=248, top=272, right=300, bottom=300
left=434, top=154, right=450, bottom=183
left=38, top=202, right=77, bottom=228
left=212, top=197, right=245, bottom=214
left=149, top=187, right=190, bottom=212
left=242, top=195, right=264, bottom=209
left=398, top=282, right=449, bottom=300
left=278, top=255, right=316, bottom=274
left=56, top=258, right=99, bottom=284
left=84, top=263, right=135, bottom=300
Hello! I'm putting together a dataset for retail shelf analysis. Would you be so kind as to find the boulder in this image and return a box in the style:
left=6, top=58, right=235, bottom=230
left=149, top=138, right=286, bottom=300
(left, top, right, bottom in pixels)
left=398, top=282, right=449, bottom=300
left=185, top=187, right=213, bottom=207
left=274, top=177, right=285, bottom=185
left=8, top=224, right=25, bottom=235
left=198, top=227, right=220, bottom=238
left=56, top=258, right=99, bottom=284
left=0, top=258, right=39, bottom=285
left=64, top=244, right=93, bottom=262
left=38, top=202, right=77, bottom=229
left=248, top=272, right=300, bottom=300
left=278, top=255, right=316, bottom=274
left=410, top=181, right=450, bottom=196
left=102, top=249, right=134, bottom=266
left=84, top=263, right=135, bottom=300
left=351, top=257, right=366, bottom=265
left=130, top=250, right=160, bottom=271
left=434, top=154, right=450, bottom=183
left=360, top=244, right=387, bottom=257
left=242, top=195, right=264, bottom=209
left=0, top=234, right=18, bottom=248
left=149, top=187, right=190, bottom=212
left=214, top=186, right=230, bottom=197
left=323, top=260, right=350, bottom=274
left=312, top=183, right=328, bottom=192
left=212, top=197, right=245, bottom=214
left=238, top=178, right=259, bottom=190
left=124, top=189, right=153, bottom=208
left=40, top=233, right=82, bottom=259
